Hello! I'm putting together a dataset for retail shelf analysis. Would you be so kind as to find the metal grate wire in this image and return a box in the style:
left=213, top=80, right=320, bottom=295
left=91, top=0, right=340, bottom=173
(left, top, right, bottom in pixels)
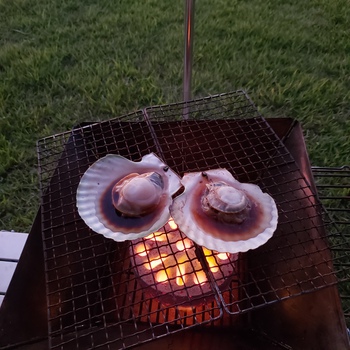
left=312, top=166, right=350, bottom=327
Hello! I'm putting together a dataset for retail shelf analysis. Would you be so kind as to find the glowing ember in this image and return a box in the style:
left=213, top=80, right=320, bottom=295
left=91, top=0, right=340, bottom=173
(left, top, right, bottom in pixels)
left=168, top=218, right=177, bottom=230
left=202, top=248, right=218, bottom=273
left=176, top=261, right=187, bottom=286
left=145, top=231, right=166, bottom=241
left=217, top=253, right=230, bottom=260
left=135, top=243, right=148, bottom=256
left=140, top=222, right=233, bottom=284
left=206, top=256, right=219, bottom=273
left=155, top=270, right=168, bottom=283
left=131, top=217, right=239, bottom=306
left=194, top=271, right=207, bottom=285
left=145, top=255, right=167, bottom=270
left=175, top=238, right=193, bottom=251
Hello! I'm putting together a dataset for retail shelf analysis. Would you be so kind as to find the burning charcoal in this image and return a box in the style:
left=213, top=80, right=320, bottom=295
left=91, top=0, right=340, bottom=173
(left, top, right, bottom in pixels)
left=130, top=218, right=239, bottom=308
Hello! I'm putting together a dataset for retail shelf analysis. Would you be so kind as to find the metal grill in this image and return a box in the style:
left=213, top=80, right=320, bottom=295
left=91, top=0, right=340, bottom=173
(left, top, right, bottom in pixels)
left=37, top=91, right=347, bottom=350
left=312, top=166, right=350, bottom=326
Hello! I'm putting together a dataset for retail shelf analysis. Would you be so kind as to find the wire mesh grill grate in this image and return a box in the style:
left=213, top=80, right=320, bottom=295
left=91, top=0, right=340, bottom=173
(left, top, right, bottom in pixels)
left=37, top=91, right=346, bottom=349
left=312, top=166, right=350, bottom=327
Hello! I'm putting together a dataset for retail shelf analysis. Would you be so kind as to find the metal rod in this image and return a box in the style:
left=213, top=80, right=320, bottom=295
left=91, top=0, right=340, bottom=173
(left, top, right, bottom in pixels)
left=183, top=0, right=195, bottom=119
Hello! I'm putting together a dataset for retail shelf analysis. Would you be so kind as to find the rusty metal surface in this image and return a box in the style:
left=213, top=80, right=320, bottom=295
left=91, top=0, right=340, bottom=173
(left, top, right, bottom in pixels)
left=250, top=119, right=350, bottom=350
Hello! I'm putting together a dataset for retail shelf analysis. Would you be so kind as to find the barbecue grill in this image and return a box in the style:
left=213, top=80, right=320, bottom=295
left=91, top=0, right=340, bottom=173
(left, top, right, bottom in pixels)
left=0, top=90, right=349, bottom=350
left=1, top=1, right=350, bottom=348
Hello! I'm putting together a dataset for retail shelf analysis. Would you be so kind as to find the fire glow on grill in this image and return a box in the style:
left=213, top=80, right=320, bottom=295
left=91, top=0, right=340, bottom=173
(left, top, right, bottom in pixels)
left=134, top=218, right=230, bottom=287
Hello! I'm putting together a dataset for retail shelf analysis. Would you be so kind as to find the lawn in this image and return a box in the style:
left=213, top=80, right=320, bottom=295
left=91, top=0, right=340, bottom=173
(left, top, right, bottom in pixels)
left=0, top=0, right=349, bottom=232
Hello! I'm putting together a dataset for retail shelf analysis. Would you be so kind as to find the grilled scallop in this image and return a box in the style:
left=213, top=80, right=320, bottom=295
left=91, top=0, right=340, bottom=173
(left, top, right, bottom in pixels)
left=170, top=169, right=278, bottom=253
left=76, top=153, right=182, bottom=241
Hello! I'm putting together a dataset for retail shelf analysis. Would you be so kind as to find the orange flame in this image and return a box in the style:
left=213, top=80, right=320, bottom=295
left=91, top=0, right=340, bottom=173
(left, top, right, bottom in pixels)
left=155, top=270, right=168, bottom=283
left=175, top=238, right=192, bottom=251
left=194, top=271, right=207, bottom=285
left=145, top=255, right=167, bottom=270
left=135, top=243, right=148, bottom=257
left=146, top=231, right=166, bottom=241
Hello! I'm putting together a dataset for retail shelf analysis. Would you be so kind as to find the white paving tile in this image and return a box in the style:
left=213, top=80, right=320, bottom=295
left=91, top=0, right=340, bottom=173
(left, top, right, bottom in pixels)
left=0, top=231, right=28, bottom=260
left=0, top=231, right=28, bottom=307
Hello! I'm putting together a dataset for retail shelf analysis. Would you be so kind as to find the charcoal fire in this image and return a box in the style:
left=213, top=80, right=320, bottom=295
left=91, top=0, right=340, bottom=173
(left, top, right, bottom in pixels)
left=130, top=218, right=238, bottom=307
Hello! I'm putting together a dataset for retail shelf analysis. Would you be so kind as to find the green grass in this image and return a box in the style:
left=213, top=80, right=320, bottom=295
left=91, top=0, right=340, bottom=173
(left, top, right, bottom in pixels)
left=1, top=0, right=350, bottom=231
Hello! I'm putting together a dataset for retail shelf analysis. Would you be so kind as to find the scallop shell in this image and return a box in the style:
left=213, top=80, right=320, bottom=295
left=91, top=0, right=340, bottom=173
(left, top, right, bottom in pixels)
left=170, top=169, right=278, bottom=253
left=76, top=153, right=182, bottom=241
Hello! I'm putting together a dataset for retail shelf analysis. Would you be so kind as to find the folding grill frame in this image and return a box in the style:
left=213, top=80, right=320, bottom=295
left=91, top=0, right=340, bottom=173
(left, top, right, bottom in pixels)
left=35, top=91, right=350, bottom=350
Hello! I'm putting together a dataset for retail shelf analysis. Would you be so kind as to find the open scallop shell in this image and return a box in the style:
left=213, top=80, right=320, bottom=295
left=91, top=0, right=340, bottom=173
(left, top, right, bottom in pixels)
left=170, top=169, right=278, bottom=253
left=76, top=153, right=182, bottom=241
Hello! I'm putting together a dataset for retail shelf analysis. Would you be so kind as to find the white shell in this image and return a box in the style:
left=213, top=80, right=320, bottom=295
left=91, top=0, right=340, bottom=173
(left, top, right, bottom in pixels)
left=170, top=169, right=278, bottom=253
left=76, top=153, right=182, bottom=241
